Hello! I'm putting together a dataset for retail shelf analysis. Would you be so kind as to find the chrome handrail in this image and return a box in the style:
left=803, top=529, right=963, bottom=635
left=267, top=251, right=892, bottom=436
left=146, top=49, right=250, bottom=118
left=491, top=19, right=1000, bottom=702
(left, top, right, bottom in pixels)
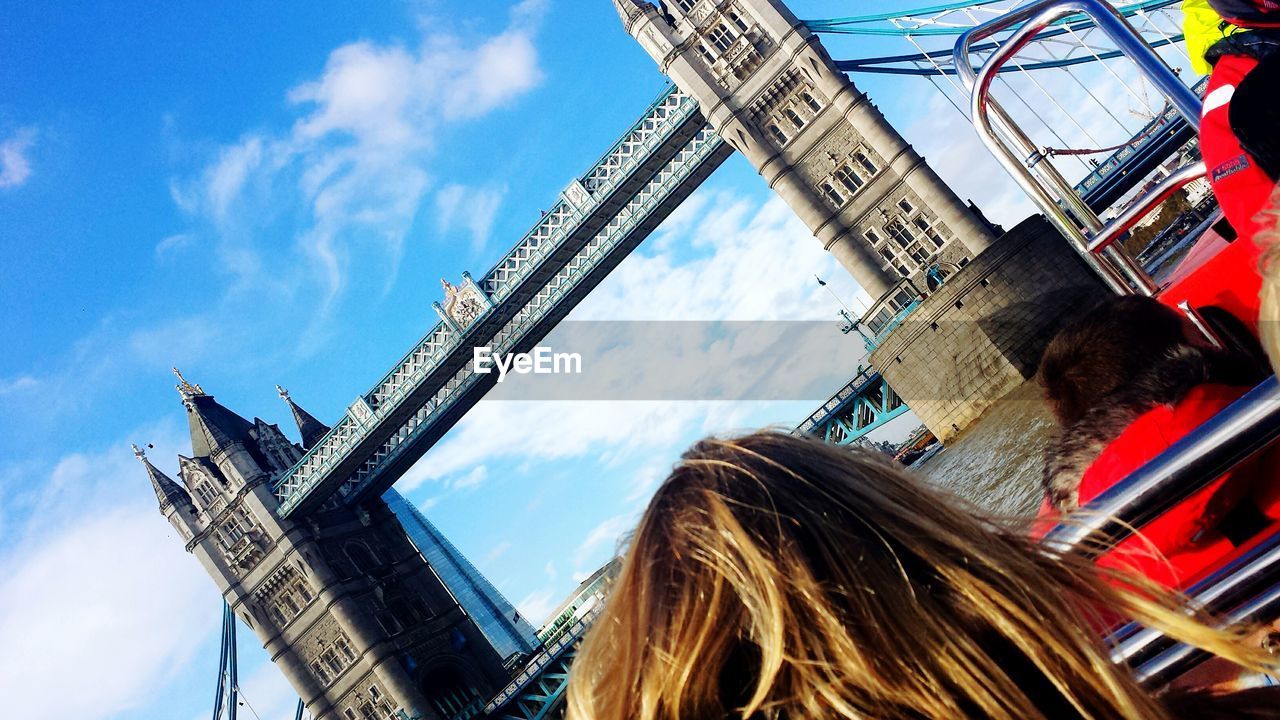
left=1087, top=162, right=1208, bottom=254
left=1110, top=528, right=1280, bottom=668
left=952, top=0, right=1205, bottom=296
left=1042, top=377, right=1280, bottom=552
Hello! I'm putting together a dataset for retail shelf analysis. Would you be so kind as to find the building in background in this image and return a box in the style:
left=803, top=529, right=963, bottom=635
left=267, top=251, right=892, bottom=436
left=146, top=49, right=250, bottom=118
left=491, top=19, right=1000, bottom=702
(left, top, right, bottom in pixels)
left=537, top=558, right=622, bottom=648
left=385, top=489, right=540, bottom=666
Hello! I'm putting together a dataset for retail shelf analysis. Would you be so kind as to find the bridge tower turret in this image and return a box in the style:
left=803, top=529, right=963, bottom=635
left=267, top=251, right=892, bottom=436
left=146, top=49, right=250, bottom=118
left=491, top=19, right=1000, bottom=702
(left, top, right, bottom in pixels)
left=140, top=370, right=509, bottom=720
left=616, top=0, right=995, bottom=299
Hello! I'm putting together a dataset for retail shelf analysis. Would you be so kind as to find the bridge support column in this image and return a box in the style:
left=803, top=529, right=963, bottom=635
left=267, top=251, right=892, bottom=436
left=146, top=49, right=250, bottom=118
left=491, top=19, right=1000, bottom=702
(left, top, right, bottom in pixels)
left=618, top=0, right=997, bottom=298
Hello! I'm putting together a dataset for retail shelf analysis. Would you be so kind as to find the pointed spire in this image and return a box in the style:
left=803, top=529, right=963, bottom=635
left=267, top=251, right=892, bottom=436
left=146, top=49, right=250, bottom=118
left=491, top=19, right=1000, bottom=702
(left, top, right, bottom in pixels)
left=277, top=385, right=330, bottom=450
left=173, top=367, right=205, bottom=408
left=173, top=371, right=255, bottom=457
left=133, top=443, right=191, bottom=509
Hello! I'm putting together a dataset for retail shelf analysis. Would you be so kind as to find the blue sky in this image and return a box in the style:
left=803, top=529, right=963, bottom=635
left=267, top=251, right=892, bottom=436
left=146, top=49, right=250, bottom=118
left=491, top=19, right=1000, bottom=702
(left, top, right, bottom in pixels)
left=0, top=1, right=1197, bottom=718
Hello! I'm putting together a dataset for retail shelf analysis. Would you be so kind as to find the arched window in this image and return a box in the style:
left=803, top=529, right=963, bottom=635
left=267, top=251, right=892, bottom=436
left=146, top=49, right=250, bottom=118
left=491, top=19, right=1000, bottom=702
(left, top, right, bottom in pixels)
left=914, top=216, right=945, bottom=248
left=784, top=107, right=805, bottom=130
left=345, top=541, right=380, bottom=573
left=729, top=12, right=749, bottom=32
left=708, top=24, right=735, bottom=52
left=193, top=482, right=217, bottom=506
left=886, top=220, right=916, bottom=249
left=768, top=124, right=787, bottom=144
left=855, top=151, right=878, bottom=176
left=834, top=166, right=863, bottom=194
left=821, top=183, right=843, bottom=207
left=803, top=92, right=821, bottom=112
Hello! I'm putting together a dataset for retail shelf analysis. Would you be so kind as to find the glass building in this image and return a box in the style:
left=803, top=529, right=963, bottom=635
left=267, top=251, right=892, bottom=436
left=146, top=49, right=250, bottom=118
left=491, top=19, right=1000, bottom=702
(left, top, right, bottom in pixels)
left=384, top=490, right=540, bottom=664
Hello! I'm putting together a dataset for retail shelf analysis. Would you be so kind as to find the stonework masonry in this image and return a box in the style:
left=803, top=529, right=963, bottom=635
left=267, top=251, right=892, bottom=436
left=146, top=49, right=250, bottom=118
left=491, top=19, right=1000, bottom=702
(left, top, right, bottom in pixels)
left=615, top=0, right=996, bottom=299
left=869, top=216, right=1111, bottom=442
left=139, top=382, right=509, bottom=720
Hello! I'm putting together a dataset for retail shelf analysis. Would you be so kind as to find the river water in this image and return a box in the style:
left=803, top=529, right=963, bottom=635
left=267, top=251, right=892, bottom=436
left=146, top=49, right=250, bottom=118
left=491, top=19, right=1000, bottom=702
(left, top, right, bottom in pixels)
left=914, top=379, right=1056, bottom=522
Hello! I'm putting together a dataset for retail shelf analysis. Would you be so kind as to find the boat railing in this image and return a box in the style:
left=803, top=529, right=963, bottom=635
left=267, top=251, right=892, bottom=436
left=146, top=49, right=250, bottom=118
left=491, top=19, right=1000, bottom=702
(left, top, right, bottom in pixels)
left=953, top=0, right=1204, bottom=297
left=1040, top=376, right=1280, bottom=684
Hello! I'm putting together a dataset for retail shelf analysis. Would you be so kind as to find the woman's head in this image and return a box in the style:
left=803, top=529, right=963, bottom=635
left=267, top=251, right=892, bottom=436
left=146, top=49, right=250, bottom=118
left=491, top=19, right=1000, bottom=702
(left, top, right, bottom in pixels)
left=567, top=430, right=1273, bottom=720
left=1039, top=296, right=1192, bottom=427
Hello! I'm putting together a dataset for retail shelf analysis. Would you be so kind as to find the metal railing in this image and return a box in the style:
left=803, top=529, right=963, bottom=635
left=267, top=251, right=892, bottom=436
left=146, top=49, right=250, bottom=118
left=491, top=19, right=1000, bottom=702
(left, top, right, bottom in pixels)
left=1039, top=376, right=1280, bottom=685
left=952, top=2, right=1279, bottom=683
left=953, top=0, right=1206, bottom=297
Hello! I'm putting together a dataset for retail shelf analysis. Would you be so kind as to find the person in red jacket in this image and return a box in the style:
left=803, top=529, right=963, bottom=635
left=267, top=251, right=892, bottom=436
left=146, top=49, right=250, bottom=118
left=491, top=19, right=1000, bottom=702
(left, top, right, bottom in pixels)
left=1038, top=296, right=1273, bottom=588
left=1194, top=1, right=1280, bottom=239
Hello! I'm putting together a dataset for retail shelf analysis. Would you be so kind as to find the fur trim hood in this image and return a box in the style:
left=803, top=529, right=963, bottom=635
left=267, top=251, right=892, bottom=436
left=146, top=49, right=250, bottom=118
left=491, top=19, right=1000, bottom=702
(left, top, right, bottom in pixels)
left=1041, top=346, right=1215, bottom=513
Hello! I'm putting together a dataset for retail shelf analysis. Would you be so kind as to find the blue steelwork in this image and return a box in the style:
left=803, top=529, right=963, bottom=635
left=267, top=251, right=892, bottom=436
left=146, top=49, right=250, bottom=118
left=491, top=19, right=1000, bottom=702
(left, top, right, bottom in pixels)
left=796, top=368, right=909, bottom=445
left=212, top=603, right=239, bottom=720
left=1075, top=77, right=1208, bottom=211
left=484, top=604, right=603, bottom=720
left=271, top=87, right=730, bottom=516
left=860, top=299, right=922, bottom=352
left=835, top=34, right=1181, bottom=75
left=810, top=0, right=1176, bottom=35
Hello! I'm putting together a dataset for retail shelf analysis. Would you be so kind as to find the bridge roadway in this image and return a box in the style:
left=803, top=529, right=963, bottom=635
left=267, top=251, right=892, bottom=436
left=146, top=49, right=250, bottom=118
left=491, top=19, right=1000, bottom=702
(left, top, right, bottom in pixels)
left=272, top=86, right=730, bottom=516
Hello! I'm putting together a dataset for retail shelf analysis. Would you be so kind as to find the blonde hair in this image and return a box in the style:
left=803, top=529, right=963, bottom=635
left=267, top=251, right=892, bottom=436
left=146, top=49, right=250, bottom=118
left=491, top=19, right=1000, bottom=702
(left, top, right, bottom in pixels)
left=1258, top=183, right=1280, bottom=376
left=566, top=431, right=1277, bottom=720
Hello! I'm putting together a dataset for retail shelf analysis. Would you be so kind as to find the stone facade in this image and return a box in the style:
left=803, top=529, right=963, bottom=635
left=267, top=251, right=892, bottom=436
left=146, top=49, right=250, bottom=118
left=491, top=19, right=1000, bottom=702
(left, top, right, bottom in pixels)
left=139, top=378, right=508, bottom=720
left=869, top=216, right=1110, bottom=441
left=615, top=0, right=995, bottom=298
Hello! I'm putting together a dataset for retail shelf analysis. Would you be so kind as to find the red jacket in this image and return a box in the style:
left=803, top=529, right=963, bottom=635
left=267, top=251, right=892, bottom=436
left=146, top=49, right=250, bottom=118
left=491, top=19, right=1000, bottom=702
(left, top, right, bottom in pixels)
left=1039, top=384, right=1270, bottom=589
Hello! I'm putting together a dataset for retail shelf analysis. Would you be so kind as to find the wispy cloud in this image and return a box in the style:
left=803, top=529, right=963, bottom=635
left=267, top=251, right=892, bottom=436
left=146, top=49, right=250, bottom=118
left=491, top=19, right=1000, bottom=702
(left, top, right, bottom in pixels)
left=0, top=128, right=37, bottom=189
left=0, top=425, right=219, bottom=720
left=573, top=513, right=632, bottom=570
left=516, top=586, right=557, bottom=627
left=169, top=0, right=547, bottom=325
left=154, top=233, right=196, bottom=260
left=435, top=183, right=506, bottom=253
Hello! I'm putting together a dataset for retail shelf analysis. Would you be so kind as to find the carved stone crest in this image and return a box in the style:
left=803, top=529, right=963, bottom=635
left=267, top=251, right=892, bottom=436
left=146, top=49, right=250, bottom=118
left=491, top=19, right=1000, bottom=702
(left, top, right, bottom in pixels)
left=441, top=277, right=487, bottom=328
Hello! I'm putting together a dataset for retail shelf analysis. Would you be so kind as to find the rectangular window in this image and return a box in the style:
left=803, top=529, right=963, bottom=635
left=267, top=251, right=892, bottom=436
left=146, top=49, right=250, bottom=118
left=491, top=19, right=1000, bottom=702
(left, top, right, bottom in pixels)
left=914, top=216, right=945, bottom=248
left=898, top=198, right=915, bottom=213
left=855, top=151, right=878, bottom=176
left=864, top=228, right=883, bottom=245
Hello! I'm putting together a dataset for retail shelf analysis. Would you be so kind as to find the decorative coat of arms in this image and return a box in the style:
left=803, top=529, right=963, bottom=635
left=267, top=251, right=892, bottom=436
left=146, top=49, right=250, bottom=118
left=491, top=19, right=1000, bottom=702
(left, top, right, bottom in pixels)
left=441, top=277, right=487, bottom=328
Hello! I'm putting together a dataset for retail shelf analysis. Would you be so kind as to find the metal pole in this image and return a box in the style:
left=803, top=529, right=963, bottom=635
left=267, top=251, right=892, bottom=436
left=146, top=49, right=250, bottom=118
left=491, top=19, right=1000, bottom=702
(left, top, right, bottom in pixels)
left=212, top=605, right=230, bottom=720
left=1042, top=376, right=1280, bottom=552
left=1110, top=528, right=1280, bottom=667
left=1136, top=582, right=1280, bottom=686
left=1085, top=160, right=1206, bottom=252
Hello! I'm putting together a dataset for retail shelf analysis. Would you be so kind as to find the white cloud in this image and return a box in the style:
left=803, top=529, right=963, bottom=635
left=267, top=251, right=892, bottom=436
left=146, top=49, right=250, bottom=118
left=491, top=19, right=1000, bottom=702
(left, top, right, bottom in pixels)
left=486, top=540, right=513, bottom=563
left=0, top=375, right=37, bottom=395
left=450, top=464, right=488, bottom=491
left=516, top=586, right=557, bottom=627
left=0, top=427, right=218, bottom=720
left=169, top=0, right=547, bottom=320
left=0, top=128, right=36, bottom=189
left=435, top=183, right=506, bottom=253
left=573, top=513, right=633, bottom=570
left=155, top=232, right=196, bottom=259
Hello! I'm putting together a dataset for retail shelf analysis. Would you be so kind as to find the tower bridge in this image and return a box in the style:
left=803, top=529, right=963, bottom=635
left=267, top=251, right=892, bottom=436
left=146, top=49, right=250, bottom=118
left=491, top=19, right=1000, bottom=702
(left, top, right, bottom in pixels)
left=137, top=1, right=1206, bottom=718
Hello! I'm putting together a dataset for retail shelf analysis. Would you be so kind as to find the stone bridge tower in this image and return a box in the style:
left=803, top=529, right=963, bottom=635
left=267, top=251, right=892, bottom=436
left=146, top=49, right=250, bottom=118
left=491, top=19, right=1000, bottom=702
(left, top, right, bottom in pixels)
left=615, top=0, right=995, bottom=299
left=138, top=372, right=508, bottom=720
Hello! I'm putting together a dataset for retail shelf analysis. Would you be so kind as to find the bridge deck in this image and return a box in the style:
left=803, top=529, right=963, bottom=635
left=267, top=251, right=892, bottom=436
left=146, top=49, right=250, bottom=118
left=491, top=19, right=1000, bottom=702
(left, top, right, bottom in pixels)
left=272, top=87, right=730, bottom=516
